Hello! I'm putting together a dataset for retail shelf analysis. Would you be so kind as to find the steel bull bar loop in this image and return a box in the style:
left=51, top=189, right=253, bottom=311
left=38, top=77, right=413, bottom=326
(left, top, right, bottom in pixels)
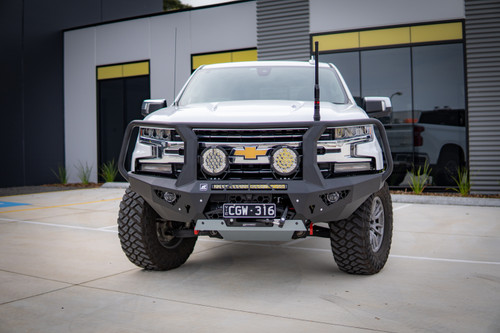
left=118, top=118, right=393, bottom=184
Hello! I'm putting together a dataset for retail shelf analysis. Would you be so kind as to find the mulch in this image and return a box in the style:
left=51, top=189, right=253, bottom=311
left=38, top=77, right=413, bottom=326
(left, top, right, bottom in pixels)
left=390, top=190, right=500, bottom=199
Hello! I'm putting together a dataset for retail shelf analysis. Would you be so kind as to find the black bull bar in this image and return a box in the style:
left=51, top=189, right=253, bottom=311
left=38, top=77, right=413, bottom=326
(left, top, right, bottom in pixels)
left=118, top=118, right=393, bottom=185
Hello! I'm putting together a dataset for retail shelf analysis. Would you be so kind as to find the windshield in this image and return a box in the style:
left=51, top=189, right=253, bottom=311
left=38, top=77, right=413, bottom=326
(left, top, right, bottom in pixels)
left=177, top=65, right=347, bottom=105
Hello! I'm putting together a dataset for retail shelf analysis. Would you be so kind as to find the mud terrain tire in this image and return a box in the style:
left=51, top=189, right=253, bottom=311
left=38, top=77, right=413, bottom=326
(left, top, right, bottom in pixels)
left=118, top=187, right=197, bottom=270
left=329, top=183, right=393, bottom=275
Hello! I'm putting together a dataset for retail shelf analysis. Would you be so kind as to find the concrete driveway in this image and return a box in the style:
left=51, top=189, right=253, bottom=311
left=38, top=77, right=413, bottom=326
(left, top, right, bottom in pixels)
left=0, top=187, right=499, bottom=332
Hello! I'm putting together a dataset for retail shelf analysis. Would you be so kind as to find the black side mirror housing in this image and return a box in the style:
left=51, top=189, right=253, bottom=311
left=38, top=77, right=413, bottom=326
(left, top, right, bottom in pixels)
left=362, top=97, right=392, bottom=118
left=141, top=99, right=167, bottom=117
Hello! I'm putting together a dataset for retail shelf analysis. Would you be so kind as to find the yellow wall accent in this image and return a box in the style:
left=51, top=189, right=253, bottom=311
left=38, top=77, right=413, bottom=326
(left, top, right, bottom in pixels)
left=123, top=62, right=149, bottom=77
left=97, top=65, right=122, bottom=80
left=192, top=53, right=232, bottom=70
left=313, top=32, right=359, bottom=51
left=410, top=22, right=463, bottom=43
left=314, top=22, right=463, bottom=52
left=360, top=27, right=410, bottom=48
left=192, top=49, right=257, bottom=71
left=97, top=61, right=149, bottom=80
left=232, top=49, right=258, bottom=62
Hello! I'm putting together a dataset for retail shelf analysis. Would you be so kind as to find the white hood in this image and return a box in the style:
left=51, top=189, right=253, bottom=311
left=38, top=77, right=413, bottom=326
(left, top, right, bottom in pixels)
left=145, top=100, right=368, bottom=124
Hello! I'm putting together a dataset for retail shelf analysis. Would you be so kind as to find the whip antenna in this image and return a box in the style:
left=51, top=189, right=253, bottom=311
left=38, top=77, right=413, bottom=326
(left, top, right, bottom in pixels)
left=313, top=41, right=320, bottom=121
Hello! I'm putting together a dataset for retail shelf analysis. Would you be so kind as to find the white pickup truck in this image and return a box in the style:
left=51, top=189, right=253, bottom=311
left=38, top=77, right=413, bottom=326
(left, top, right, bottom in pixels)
left=117, top=59, right=394, bottom=275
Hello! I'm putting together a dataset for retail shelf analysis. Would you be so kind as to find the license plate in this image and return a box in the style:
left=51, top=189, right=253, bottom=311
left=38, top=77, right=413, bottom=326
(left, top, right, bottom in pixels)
left=223, top=203, right=276, bottom=219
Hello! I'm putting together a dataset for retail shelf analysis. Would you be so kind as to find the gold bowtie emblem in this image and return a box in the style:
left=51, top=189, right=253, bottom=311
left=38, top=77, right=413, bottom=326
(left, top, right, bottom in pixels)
left=233, top=147, right=268, bottom=160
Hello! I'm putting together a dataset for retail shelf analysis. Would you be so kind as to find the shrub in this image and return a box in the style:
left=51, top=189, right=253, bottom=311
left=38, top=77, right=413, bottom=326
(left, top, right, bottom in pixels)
left=450, top=167, right=470, bottom=196
left=76, top=161, right=92, bottom=185
left=409, top=161, right=431, bottom=195
left=51, top=165, right=68, bottom=185
left=100, top=160, right=119, bottom=183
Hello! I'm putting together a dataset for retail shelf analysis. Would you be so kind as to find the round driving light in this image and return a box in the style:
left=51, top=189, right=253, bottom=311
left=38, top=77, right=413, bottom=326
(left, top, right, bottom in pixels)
left=271, top=147, right=299, bottom=176
left=200, top=147, right=228, bottom=176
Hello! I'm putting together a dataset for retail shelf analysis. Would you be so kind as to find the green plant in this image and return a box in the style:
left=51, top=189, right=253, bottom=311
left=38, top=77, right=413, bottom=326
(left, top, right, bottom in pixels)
left=51, top=165, right=68, bottom=184
left=449, top=166, right=470, bottom=196
left=76, top=161, right=92, bottom=185
left=408, top=161, right=432, bottom=194
left=100, top=160, right=119, bottom=183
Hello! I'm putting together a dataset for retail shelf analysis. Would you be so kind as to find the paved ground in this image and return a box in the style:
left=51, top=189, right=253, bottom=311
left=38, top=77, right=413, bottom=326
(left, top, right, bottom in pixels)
left=0, top=188, right=499, bottom=333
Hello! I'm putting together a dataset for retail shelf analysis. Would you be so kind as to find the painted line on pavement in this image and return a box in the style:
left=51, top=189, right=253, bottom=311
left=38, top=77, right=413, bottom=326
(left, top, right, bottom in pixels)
left=393, top=204, right=412, bottom=211
left=389, top=254, right=500, bottom=265
left=0, top=198, right=122, bottom=214
left=3, top=217, right=500, bottom=266
left=0, top=217, right=118, bottom=233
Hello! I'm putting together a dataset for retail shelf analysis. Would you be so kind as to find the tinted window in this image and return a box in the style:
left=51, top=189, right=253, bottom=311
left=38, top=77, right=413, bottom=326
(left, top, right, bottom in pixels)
left=319, top=42, right=467, bottom=187
left=412, top=43, right=465, bottom=125
left=361, top=48, right=412, bottom=121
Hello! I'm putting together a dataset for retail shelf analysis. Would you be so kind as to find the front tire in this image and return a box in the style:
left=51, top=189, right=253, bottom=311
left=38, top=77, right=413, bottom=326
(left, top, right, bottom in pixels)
left=117, top=187, right=197, bottom=271
left=328, top=183, right=393, bottom=275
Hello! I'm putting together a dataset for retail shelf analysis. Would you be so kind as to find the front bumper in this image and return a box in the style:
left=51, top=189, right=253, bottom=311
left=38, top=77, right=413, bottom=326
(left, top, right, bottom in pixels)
left=128, top=170, right=384, bottom=223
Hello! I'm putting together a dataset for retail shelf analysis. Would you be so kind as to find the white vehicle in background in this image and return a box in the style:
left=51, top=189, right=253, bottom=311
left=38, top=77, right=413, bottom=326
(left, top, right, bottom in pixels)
left=386, top=107, right=466, bottom=186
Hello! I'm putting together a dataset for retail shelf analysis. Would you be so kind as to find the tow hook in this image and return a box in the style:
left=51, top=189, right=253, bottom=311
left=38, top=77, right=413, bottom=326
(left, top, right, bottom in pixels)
left=272, top=206, right=288, bottom=228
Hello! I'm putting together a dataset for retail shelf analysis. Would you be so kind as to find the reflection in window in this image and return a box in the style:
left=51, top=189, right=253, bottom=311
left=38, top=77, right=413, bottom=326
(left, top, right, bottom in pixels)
left=361, top=48, right=412, bottom=120
left=413, top=44, right=465, bottom=112
left=320, top=52, right=360, bottom=98
left=319, top=43, right=467, bottom=187
left=412, top=43, right=466, bottom=186
left=360, top=48, right=414, bottom=186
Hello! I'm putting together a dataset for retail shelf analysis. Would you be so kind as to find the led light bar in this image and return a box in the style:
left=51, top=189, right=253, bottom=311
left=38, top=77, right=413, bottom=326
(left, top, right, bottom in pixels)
left=334, top=162, right=371, bottom=173
left=139, top=163, right=173, bottom=174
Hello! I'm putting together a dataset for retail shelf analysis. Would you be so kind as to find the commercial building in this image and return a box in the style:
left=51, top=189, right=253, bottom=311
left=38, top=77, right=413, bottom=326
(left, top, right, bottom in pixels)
left=2, top=0, right=499, bottom=193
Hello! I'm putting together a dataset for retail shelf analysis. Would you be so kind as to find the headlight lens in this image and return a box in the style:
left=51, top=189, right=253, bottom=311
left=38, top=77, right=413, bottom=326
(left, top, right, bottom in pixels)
left=139, top=127, right=172, bottom=143
left=200, top=147, right=228, bottom=176
left=271, top=146, right=299, bottom=176
left=334, top=125, right=373, bottom=141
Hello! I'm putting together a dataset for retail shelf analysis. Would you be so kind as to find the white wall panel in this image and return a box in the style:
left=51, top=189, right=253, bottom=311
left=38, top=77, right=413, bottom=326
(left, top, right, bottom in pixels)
left=96, top=19, right=151, bottom=65
left=310, top=0, right=464, bottom=33
left=64, top=3, right=257, bottom=183
left=64, top=28, right=98, bottom=183
left=150, top=12, right=192, bottom=103
left=190, top=1, right=257, bottom=53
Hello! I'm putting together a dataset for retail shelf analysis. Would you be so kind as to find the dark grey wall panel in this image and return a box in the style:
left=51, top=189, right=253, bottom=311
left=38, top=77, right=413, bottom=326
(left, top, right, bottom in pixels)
left=0, top=0, right=25, bottom=187
left=465, top=0, right=500, bottom=194
left=257, top=0, right=310, bottom=61
left=0, top=0, right=162, bottom=187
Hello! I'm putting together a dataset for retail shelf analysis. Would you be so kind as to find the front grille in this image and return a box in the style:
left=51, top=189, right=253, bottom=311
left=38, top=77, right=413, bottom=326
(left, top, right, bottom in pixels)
left=194, top=128, right=308, bottom=143
left=195, top=128, right=309, bottom=180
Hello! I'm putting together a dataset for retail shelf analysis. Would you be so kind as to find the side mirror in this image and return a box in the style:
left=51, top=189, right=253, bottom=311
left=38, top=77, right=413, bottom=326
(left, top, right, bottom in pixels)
left=141, top=99, right=167, bottom=117
left=362, top=97, right=392, bottom=118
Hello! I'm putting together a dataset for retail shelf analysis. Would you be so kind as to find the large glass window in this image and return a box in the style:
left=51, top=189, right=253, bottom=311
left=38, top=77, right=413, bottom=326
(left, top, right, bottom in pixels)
left=412, top=43, right=466, bottom=186
left=320, top=43, right=466, bottom=187
left=361, top=48, right=414, bottom=185
left=320, top=52, right=360, bottom=98
left=361, top=48, right=412, bottom=120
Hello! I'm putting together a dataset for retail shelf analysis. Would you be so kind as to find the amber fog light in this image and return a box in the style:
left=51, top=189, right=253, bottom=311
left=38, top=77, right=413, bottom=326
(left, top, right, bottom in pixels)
left=200, top=147, right=228, bottom=176
left=271, top=146, right=299, bottom=176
